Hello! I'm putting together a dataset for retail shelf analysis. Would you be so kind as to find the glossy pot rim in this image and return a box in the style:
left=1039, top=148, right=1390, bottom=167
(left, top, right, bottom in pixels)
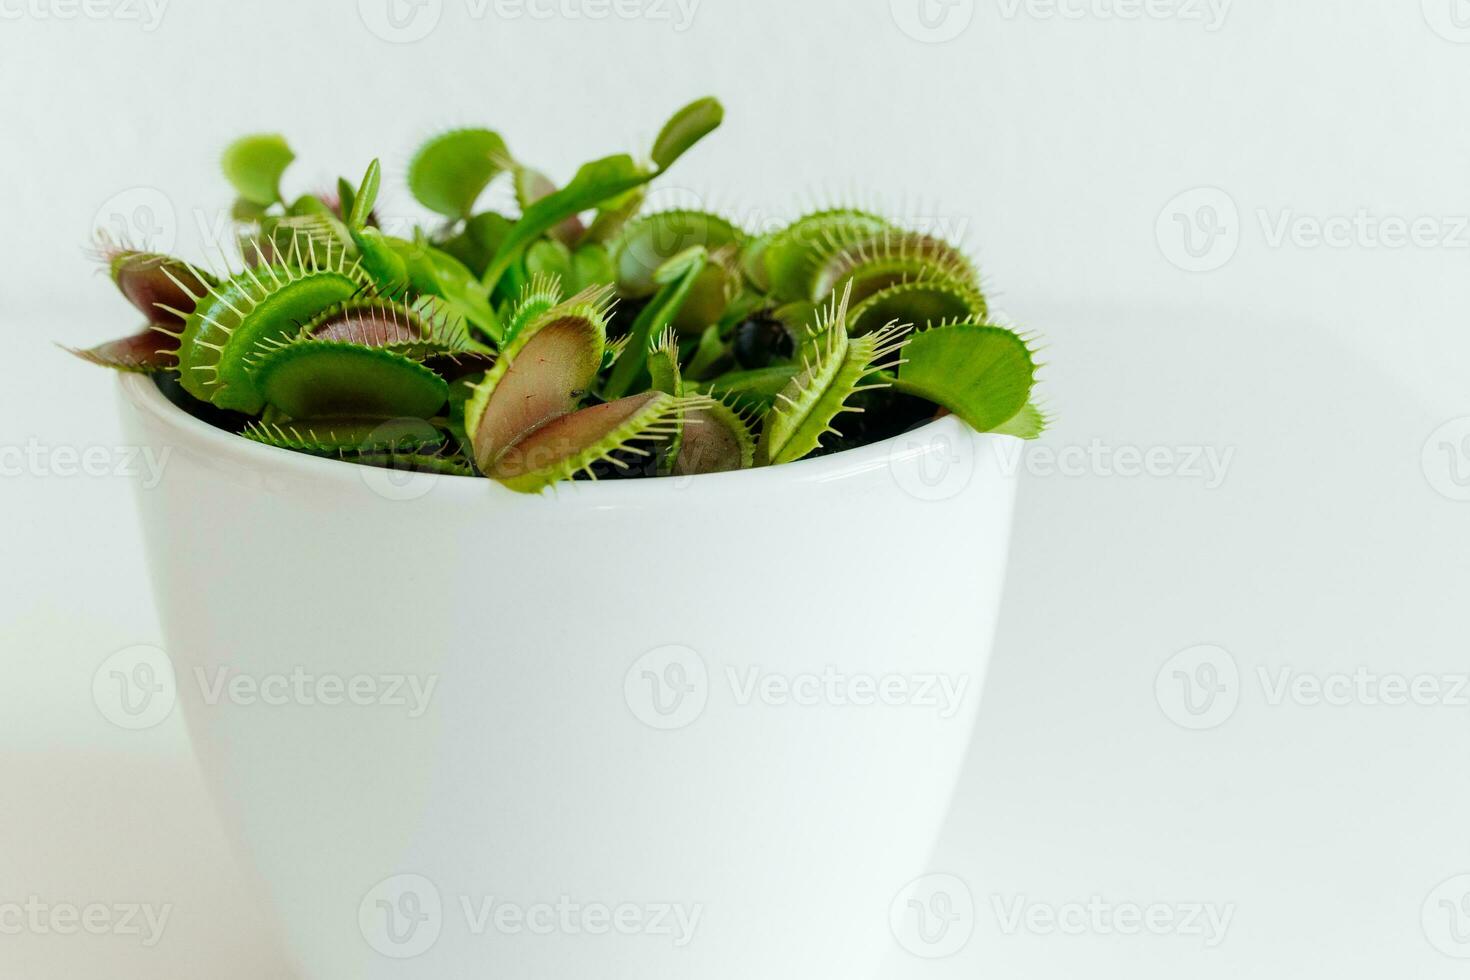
left=118, top=372, right=1016, bottom=503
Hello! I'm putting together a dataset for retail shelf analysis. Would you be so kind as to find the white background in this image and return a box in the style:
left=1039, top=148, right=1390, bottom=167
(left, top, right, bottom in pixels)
left=2, top=0, right=1469, bottom=976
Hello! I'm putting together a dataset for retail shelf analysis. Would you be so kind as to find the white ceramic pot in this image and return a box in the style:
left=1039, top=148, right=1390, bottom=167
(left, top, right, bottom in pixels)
left=117, top=373, right=1019, bottom=980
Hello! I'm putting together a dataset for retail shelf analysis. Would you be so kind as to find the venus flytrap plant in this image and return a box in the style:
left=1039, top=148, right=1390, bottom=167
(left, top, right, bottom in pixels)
left=893, top=322, right=1038, bottom=432
left=464, top=283, right=613, bottom=474
left=67, top=332, right=177, bottom=373
left=992, top=400, right=1051, bottom=439
left=481, top=97, right=724, bottom=297
left=757, top=283, right=910, bottom=466
left=241, top=418, right=448, bottom=456
left=295, top=295, right=474, bottom=356
left=645, top=327, right=684, bottom=397
left=70, top=97, right=1047, bottom=493
left=408, top=128, right=511, bottom=223
left=253, top=342, right=449, bottom=420
left=172, top=238, right=371, bottom=413
left=222, top=134, right=295, bottom=210
left=489, top=391, right=709, bottom=491
left=614, top=211, right=744, bottom=310
left=642, top=327, right=689, bottom=474
left=810, top=230, right=981, bottom=307
left=763, top=209, right=893, bottom=303
left=697, top=365, right=800, bottom=414
left=673, top=385, right=757, bottom=478
left=603, top=245, right=710, bottom=400
left=515, top=166, right=587, bottom=248
left=67, top=246, right=214, bottom=372
left=848, top=279, right=987, bottom=336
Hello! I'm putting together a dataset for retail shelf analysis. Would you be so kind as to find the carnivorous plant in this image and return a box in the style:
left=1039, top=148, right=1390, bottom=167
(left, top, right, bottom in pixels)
left=72, top=97, right=1046, bottom=492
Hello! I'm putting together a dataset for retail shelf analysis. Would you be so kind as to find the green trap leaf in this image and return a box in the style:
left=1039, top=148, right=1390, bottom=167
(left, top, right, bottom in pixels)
left=408, top=128, right=510, bottom=220
left=254, top=343, right=450, bottom=420
left=893, top=323, right=1036, bottom=432
left=222, top=133, right=295, bottom=207
left=465, top=286, right=610, bottom=472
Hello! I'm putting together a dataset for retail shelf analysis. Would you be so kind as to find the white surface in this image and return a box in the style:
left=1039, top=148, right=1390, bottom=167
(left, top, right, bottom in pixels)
left=2, top=1, right=1468, bottom=977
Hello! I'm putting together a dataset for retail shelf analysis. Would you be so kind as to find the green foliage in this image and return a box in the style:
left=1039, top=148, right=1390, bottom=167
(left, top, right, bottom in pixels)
left=222, top=134, right=295, bottom=207
left=848, top=279, right=986, bottom=335
left=992, top=400, right=1050, bottom=439
left=254, top=343, right=449, bottom=420
left=242, top=417, right=448, bottom=456
left=674, top=397, right=754, bottom=476
left=65, top=329, right=177, bottom=373
left=697, top=365, right=798, bottom=413
left=894, top=323, right=1037, bottom=432
left=408, top=129, right=510, bottom=220
left=74, top=98, right=1046, bottom=493
left=603, top=246, right=708, bottom=400
left=480, top=154, right=646, bottom=293
left=757, top=284, right=909, bottom=466
left=810, top=230, right=979, bottom=305
left=488, top=391, right=704, bottom=492
left=297, top=296, right=474, bottom=357
left=515, top=167, right=585, bottom=246
left=614, top=210, right=743, bottom=297
left=437, top=212, right=513, bottom=276
left=762, top=209, right=890, bottom=302
left=481, top=97, right=725, bottom=293
left=464, top=284, right=610, bottom=473
left=651, top=96, right=724, bottom=171
left=613, top=211, right=742, bottom=335
left=104, top=248, right=214, bottom=325
left=347, top=159, right=381, bottom=231
left=177, top=243, right=369, bottom=413
left=645, top=327, right=683, bottom=397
